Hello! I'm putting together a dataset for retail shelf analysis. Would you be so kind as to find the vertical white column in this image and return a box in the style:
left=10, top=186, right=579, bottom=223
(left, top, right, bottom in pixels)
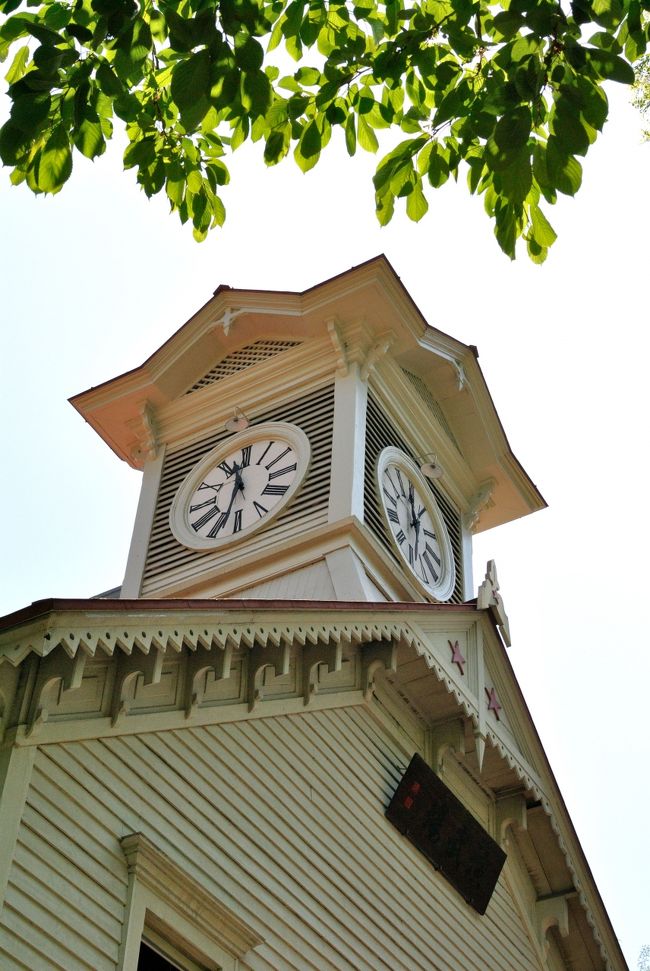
left=327, top=365, right=368, bottom=524
left=0, top=743, right=35, bottom=913
left=121, top=446, right=166, bottom=599
left=461, top=523, right=474, bottom=602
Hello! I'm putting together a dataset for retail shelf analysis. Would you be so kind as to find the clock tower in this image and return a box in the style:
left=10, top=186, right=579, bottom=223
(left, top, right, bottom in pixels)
left=71, top=255, right=543, bottom=604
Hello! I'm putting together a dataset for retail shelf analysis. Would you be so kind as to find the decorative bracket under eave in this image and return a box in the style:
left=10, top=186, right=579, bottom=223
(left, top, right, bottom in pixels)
left=464, top=479, right=496, bottom=532
left=477, top=560, right=511, bottom=647
left=185, top=641, right=233, bottom=717
left=428, top=718, right=466, bottom=773
left=210, top=305, right=303, bottom=337
left=129, top=401, right=159, bottom=469
left=360, top=335, right=394, bottom=381
left=302, top=640, right=342, bottom=705
left=247, top=642, right=290, bottom=711
left=361, top=640, right=397, bottom=701
left=535, top=892, right=573, bottom=952
left=326, top=317, right=348, bottom=375
left=111, top=646, right=164, bottom=725
left=495, top=792, right=528, bottom=844
left=27, top=648, right=88, bottom=737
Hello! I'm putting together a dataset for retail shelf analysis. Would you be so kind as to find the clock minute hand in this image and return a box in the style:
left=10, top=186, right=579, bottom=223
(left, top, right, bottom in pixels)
left=220, top=467, right=243, bottom=524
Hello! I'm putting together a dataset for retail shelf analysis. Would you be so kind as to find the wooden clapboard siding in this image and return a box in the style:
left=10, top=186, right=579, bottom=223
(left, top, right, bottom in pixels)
left=0, top=706, right=542, bottom=971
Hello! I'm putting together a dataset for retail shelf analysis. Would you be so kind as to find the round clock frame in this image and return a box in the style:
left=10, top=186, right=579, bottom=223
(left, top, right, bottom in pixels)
left=376, top=446, right=456, bottom=602
left=169, top=422, right=311, bottom=551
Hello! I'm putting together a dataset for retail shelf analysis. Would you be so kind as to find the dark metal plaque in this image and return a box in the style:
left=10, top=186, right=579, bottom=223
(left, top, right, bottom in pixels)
left=386, top=753, right=506, bottom=915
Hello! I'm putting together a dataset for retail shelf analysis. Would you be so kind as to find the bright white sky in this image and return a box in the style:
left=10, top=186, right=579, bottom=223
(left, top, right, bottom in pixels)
left=1, top=79, right=648, bottom=967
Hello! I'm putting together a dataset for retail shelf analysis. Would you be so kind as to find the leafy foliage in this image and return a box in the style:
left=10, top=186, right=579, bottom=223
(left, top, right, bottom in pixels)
left=632, top=51, right=650, bottom=135
left=0, top=0, right=647, bottom=256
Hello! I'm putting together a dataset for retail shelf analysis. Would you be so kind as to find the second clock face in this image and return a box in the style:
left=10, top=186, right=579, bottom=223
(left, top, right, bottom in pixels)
left=170, top=422, right=311, bottom=550
left=377, top=447, right=455, bottom=601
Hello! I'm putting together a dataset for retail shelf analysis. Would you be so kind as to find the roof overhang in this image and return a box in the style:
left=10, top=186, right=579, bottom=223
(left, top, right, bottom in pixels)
left=69, top=255, right=545, bottom=529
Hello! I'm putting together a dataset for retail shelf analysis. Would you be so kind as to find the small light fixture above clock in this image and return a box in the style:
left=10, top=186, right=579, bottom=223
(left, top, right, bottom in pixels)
left=224, top=407, right=250, bottom=433
left=419, top=454, right=444, bottom=480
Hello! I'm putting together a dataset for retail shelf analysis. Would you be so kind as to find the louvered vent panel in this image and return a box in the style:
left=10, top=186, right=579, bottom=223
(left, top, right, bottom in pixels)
left=186, top=339, right=302, bottom=393
left=141, top=385, right=334, bottom=594
left=364, top=392, right=464, bottom=603
left=401, top=369, right=461, bottom=453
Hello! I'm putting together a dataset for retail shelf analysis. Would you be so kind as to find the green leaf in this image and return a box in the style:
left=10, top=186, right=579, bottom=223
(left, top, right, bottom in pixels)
left=585, top=47, right=635, bottom=83
left=0, top=118, right=28, bottom=164
left=74, top=112, right=105, bottom=159
left=36, top=124, right=72, bottom=192
left=5, top=44, right=29, bottom=83
left=358, top=113, right=378, bottom=152
left=498, top=150, right=532, bottom=203
left=530, top=204, right=557, bottom=246
left=494, top=106, right=531, bottom=152
left=264, top=126, right=290, bottom=164
left=295, top=65, right=320, bottom=85
left=375, top=187, right=394, bottom=226
left=241, top=69, right=272, bottom=115
left=345, top=114, right=356, bottom=155
left=11, top=92, right=51, bottom=134
left=405, top=179, right=428, bottom=221
left=235, top=36, right=264, bottom=71
left=294, top=118, right=321, bottom=171
left=171, top=49, right=211, bottom=110
left=96, top=61, right=122, bottom=97
left=546, top=138, right=582, bottom=195
left=551, top=104, right=591, bottom=156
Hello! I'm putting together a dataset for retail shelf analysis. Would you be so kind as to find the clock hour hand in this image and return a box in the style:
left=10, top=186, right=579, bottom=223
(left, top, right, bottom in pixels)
left=232, top=461, right=246, bottom=499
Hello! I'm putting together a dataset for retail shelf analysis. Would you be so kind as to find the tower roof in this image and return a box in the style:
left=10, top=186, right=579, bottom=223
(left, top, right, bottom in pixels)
left=70, top=255, right=544, bottom=532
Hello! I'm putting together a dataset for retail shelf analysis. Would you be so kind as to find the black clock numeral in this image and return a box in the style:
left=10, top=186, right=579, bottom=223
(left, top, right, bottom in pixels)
left=385, top=470, right=400, bottom=497
left=218, top=460, right=233, bottom=477
left=425, top=542, right=441, bottom=567
left=268, top=463, right=297, bottom=481
left=256, top=441, right=275, bottom=465
left=395, top=528, right=406, bottom=545
left=198, top=481, right=224, bottom=494
left=240, top=446, right=252, bottom=468
left=408, top=543, right=414, bottom=566
left=395, top=469, right=407, bottom=497
left=207, top=512, right=229, bottom=538
left=191, top=505, right=222, bottom=532
left=408, top=481, right=415, bottom=503
left=233, top=509, right=242, bottom=534
left=262, top=483, right=289, bottom=496
left=189, top=497, right=217, bottom=513
left=266, top=446, right=291, bottom=470
left=383, top=487, right=398, bottom=508
left=253, top=501, right=268, bottom=518
left=423, top=527, right=437, bottom=540
left=422, top=549, right=439, bottom=583
left=418, top=556, right=429, bottom=583
left=387, top=507, right=400, bottom=524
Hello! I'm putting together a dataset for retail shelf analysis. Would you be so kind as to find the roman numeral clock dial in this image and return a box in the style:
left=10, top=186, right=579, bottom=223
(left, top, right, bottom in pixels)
left=169, top=423, right=311, bottom=551
left=376, top=447, right=456, bottom=602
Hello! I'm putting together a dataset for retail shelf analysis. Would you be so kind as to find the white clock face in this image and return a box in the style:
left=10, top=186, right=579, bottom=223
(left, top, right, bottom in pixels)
left=377, top=448, right=455, bottom=601
left=170, top=423, right=310, bottom=550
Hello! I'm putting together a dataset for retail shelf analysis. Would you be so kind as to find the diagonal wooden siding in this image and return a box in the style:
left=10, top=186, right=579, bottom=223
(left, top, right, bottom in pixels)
left=0, top=707, right=542, bottom=970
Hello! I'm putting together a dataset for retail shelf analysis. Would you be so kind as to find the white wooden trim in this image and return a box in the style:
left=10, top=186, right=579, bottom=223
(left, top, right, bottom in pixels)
left=118, top=832, right=261, bottom=970
left=121, top=447, right=166, bottom=598
left=10, top=691, right=367, bottom=747
left=327, top=365, right=367, bottom=523
left=0, top=744, right=35, bottom=914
